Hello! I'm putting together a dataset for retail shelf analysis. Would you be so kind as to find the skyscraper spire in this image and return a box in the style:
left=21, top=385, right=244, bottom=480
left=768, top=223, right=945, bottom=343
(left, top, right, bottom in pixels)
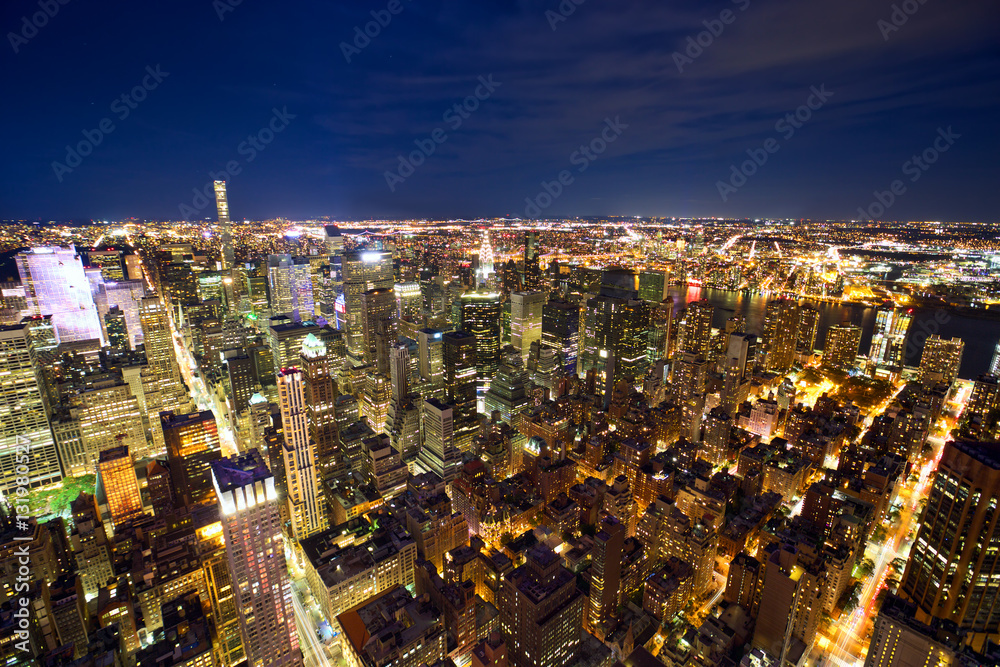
left=479, top=230, right=494, bottom=286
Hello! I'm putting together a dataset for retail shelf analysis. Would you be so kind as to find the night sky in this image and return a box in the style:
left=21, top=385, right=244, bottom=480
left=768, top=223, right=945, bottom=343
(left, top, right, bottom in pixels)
left=2, top=0, right=998, bottom=222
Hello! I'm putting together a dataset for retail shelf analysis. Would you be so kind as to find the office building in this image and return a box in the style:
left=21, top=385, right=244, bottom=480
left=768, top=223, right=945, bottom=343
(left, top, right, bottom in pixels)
left=523, top=231, right=544, bottom=291
left=277, top=368, right=326, bottom=539
left=498, top=544, right=584, bottom=667
left=419, top=398, right=461, bottom=483
left=823, top=324, right=862, bottom=371
left=418, top=328, right=445, bottom=387
left=300, top=334, right=341, bottom=476
left=759, top=300, right=801, bottom=374
left=869, top=305, right=913, bottom=375
left=460, top=292, right=503, bottom=396
left=541, top=300, right=580, bottom=377
left=510, top=291, right=545, bottom=361
left=97, top=446, right=144, bottom=530
left=0, top=323, right=63, bottom=492
left=105, top=307, right=128, bottom=352
left=16, top=246, right=104, bottom=344
left=581, top=268, right=650, bottom=383
left=211, top=450, right=300, bottom=667
left=795, top=305, right=820, bottom=356
left=588, top=517, right=626, bottom=636
left=919, top=335, right=964, bottom=385
left=361, top=287, right=397, bottom=371
left=899, top=440, right=1000, bottom=643
left=342, top=250, right=394, bottom=358
left=337, top=586, right=446, bottom=667
left=267, top=255, right=314, bottom=323
left=676, top=299, right=714, bottom=357
left=864, top=594, right=963, bottom=667
left=162, top=410, right=221, bottom=507
left=443, top=330, right=479, bottom=452
left=752, top=543, right=825, bottom=665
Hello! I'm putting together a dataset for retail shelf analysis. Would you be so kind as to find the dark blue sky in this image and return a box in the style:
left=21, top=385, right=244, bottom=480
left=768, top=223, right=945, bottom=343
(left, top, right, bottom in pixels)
left=2, top=0, right=998, bottom=222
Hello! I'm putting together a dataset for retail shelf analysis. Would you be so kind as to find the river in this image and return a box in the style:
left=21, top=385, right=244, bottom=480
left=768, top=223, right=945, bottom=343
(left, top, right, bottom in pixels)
left=666, top=286, right=999, bottom=380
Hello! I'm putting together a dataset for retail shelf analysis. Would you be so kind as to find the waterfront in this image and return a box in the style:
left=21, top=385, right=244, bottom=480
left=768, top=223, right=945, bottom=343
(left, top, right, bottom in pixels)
left=668, top=286, right=999, bottom=379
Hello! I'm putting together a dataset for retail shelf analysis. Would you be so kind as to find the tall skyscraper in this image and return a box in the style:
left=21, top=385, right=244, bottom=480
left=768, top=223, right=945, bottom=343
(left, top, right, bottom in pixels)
left=17, top=246, right=104, bottom=344
left=869, top=305, right=913, bottom=377
left=342, top=250, right=394, bottom=358
left=267, top=255, right=314, bottom=323
left=676, top=299, right=714, bottom=357
left=215, top=180, right=234, bottom=269
left=277, top=369, right=326, bottom=539
left=822, top=324, right=862, bottom=371
left=919, top=335, right=964, bottom=385
left=541, top=300, right=580, bottom=377
left=417, top=328, right=445, bottom=388
left=443, top=331, right=479, bottom=452
left=510, top=291, right=546, bottom=361
left=752, top=543, right=825, bottom=664
left=523, top=231, right=544, bottom=291
left=211, top=450, right=301, bottom=667
left=104, top=307, right=128, bottom=352
left=898, top=440, right=1000, bottom=644
left=419, top=398, right=461, bottom=483
left=498, top=544, right=584, bottom=667
left=300, top=334, right=341, bottom=476
left=361, top=287, right=397, bottom=371
left=581, top=268, right=651, bottom=383
left=0, top=322, right=62, bottom=492
left=386, top=344, right=420, bottom=461
left=97, top=445, right=144, bottom=529
left=795, top=305, right=819, bottom=356
left=759, top=300, right=801, bottom=374
left=722, top=332, right=757, bottom=414
left=162, top=410, right=222, bottom=507
left=588, top=517, right=625, bottom=636
left=460, top=292, right=502, bottom=397
left=139, top=295, right=188, bottom=406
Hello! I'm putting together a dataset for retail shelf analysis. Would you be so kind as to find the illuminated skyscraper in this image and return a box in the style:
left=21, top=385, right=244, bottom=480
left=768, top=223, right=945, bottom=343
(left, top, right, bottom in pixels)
left=581, top=268, right=650, bottom=383
left=478, top=231, right=495, bottom=287
left=0, top=322, right=62, bottom=493
left=460, top=292, right=502, bottom=397
left=869, top=305, right=913, bottom=377
left=267, top=255, right=314, bottom=323
left=498, top=544, right=584, bottom=667
left=541, top=299, right=580, bottom=377
left=523, top=231, right=544, bottom=292
left=211, top=450, right=301, bottom=667
left=919, top=335, right=964, bottom=385
left=899, top=440, right=1000, bottom=646
left=300, top=334, right=341, bottom=476
left=395, top=281, right=422, bottom=322
left=417, top=328, right=445, bottom=388
left=822, top=324, right=862, bottom=371
left=16, top=246, right=104, bottom=344
left=162, top=410, right=221, bottom=507
left=443, top=330, right=479, bottom=452
left=139, top=296, right=190, bottom=449
left=510, top=291, right=545, bottom=361
left=588, top=517, right=625, bottom=636
left=361, top=287, right=397, bottom=371
left=342, top=250, right=394, bottom=358
left=97, top=445, right=144, bottom=530
left=676, top=299, right=714, bottom=357
left=759, top=300, right=801, bottom=374
left=795, top=305, right=819, bottom=356
left=419, top=398, right=461, bottom=483
left=278, top=369, right=326, bottom=539
left=103, top=307, right=128, bottom=352
left=215, top=180, right=234, bottom=269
